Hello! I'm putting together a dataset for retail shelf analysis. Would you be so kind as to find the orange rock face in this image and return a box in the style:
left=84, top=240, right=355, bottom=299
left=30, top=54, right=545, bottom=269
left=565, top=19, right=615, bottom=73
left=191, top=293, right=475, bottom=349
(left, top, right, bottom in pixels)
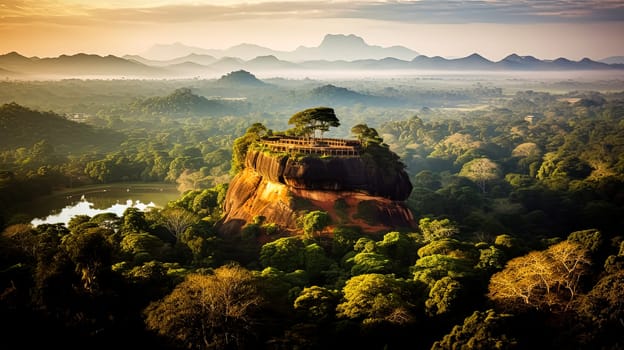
left=218, top=150, right=416, bottom=235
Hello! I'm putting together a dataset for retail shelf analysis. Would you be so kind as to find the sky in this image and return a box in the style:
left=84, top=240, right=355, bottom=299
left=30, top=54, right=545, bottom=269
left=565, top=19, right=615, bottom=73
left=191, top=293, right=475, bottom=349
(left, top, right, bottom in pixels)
left=1, top=0, right=623, bottom=61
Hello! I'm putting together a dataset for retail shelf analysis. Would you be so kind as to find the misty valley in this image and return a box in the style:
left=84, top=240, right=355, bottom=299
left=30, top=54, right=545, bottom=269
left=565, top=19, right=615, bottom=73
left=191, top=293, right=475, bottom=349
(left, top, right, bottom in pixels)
left=1, top=66, right=624, bottom=350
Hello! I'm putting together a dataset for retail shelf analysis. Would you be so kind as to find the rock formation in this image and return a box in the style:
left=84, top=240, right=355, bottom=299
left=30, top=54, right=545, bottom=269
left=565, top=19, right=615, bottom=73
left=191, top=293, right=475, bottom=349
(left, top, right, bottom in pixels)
left=218, top=136, right=415, bottom=236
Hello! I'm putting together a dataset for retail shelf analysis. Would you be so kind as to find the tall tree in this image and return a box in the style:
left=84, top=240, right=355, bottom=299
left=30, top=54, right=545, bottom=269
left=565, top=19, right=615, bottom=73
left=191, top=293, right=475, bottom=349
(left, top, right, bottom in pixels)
left=158, top=207, right=198, bottom=242
left=459, top=157, right=501, bottom=193
left=300, top=210, right=331, bottom=238
left=144, top=263, right=262, bottom=350
left=288, top=107, right=339, bottom=139
left=336, top=273, right=417, bottom=325
left=351, top=124, right=383, bottom=146
left=488, top=241, right=590, bottom=312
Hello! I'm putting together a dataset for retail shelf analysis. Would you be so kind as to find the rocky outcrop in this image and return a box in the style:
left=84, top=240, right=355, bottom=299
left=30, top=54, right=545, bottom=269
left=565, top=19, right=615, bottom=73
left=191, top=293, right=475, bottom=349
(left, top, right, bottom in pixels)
left=218, top=148, right=416, bottom=236
left=245, top=150, right=412, bottom=200
left=219, top=168, right=299, bottom=235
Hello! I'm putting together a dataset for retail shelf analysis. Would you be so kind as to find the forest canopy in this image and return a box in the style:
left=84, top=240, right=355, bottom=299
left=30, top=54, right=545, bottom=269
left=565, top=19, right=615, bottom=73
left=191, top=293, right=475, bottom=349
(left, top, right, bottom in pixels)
left=0, top=77, right=623, bottom=349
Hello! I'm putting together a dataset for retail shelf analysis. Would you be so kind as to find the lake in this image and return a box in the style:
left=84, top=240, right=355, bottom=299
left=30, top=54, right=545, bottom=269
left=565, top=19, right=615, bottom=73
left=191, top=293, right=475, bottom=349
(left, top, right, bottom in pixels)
left=28, top=183, right=181, bottom=227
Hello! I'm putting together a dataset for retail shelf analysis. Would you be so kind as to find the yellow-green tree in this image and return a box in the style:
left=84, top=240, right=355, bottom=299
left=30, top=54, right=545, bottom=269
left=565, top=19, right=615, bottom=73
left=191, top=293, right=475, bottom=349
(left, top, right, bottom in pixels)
left=488, top=241, right=590, bottom=312
left=459, top=157, right=501, bottom=193
left=336, top=273, right=417, bottom=325
left=144, top=263, right=262, bottom=350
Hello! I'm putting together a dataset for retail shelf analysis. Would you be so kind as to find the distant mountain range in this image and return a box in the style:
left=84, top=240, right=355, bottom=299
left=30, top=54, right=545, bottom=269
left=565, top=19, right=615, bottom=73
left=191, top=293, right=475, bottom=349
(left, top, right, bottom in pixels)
left=141, top=34, right=420, bottom=61
left=1, top=34, right=623, bottom=79
left=600, top=56, right=624, bottom=65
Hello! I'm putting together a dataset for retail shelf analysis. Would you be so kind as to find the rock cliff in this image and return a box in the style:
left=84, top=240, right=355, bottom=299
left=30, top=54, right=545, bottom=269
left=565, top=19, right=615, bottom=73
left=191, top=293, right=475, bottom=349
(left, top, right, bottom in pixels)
left=244, top=150, right=412, bottom=200
left=218, top=147, right=415, bottom=235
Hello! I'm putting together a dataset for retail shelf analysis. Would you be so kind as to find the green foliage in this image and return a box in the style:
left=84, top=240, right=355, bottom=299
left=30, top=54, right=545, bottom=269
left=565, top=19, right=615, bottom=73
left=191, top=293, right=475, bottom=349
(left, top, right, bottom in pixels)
left=231, top=122, right=268, bottom=175
left=60, top=227, right=114, bottom=293
left=417, top=238, right=478, bottom=261
left=130, top=87, right=249, bottom=116
left=353, top=237, right=376, bottom=253
left=336, top=273, right=418, bottom=325
left=347, top=252, right=393, bottom=276
left=425, top=276, right=463, bottom=317
left=4, top=77, right=624, bottom=349
left=431, top=309, right=517, bottom=349
left=476, top=245, right=506, bottom=272
left=120, top=232, right=165, bottom=263
left=567, top=228, right=603, bottom=254
left=120, top=207, right=148, bottom=234
left=413, top=170, right=442, bottom=190
left=331, top=226, right=362, bottom=258
left=256, top=267, right=299, bottom=305
left=293, top=285, right=340, bottom=322
left=301, top=210, right=331, bottom=238
left=574, top=270, right=624, bottom=349
left=376, top=231, right=419, bottom=273
left=259, top=237, right=305, bottom=272
left=412, top=254, right=474, bottom=284
left=288, top=106, right=339, bottom=138
left=351, top=123, right=383, bottom=146
left=302, top=243, right=333, bottom=280
left=419, top=217, right=460, bottom=242
left=0, top=102, right=123, bottom=153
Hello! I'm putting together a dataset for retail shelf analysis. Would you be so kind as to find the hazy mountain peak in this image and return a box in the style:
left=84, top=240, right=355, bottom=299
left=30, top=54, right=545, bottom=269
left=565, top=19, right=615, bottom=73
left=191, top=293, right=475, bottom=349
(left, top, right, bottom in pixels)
left=554, top=57, right=572, bottom=64
left=288, top=33, right=418, bottom=62
left=464, top=53, right=489, bottom=61
left=217, top=70, right=265, bottom=86
left=249, top=55, right=279, bottom=62
left=3, top=51, right=28, bottom=59
left=140, top=33, right=419, bottom=62
left=319, top=34, right=368, bottom=48
left=504, top=53, right=522, bottom=61
left=599, top=56, right=624, bottom=64
left=228, top=43, right=271, bottom=50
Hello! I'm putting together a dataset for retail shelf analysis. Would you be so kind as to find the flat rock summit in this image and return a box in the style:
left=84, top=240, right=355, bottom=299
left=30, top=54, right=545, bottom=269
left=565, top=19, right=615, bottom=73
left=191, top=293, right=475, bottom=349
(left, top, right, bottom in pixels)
left=217, top=136, right=415, bottom=236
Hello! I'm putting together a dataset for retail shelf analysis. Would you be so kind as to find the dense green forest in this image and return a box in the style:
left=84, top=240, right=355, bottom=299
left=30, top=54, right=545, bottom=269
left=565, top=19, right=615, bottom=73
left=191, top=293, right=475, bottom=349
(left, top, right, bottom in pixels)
left=1, top=76, right=623, bottom=349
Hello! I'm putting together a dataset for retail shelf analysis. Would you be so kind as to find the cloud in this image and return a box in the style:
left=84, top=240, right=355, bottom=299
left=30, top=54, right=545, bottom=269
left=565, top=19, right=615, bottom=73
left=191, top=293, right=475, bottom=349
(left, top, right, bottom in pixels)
left=337, top=0, right=624, bottom=24
left=2, top=0, right=623, bottom=25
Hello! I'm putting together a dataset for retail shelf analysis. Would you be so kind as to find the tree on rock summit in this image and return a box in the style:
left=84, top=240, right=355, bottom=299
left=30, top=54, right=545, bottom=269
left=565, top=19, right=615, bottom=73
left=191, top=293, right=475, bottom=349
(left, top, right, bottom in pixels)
left=288, top=106, right=340, bottom=139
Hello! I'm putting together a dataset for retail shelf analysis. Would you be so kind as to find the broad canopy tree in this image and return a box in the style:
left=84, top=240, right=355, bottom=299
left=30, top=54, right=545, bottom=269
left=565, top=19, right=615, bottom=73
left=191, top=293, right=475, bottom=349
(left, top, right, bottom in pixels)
left=459, top=157, right=501, bottom=193
left=488, top=241, right=590, bottom=312
left=351, top=123, right=383, bottom=146
left=336, top=273, right=417, bottom=325
left=144, top=263, right=262, bottom=350
left=288, top=107, right=340, bottom=139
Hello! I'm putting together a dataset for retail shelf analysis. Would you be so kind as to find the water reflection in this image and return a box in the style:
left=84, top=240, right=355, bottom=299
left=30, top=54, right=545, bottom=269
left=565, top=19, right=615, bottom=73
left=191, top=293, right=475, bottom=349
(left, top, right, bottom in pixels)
left=31, top=198, right=157, bottom=227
